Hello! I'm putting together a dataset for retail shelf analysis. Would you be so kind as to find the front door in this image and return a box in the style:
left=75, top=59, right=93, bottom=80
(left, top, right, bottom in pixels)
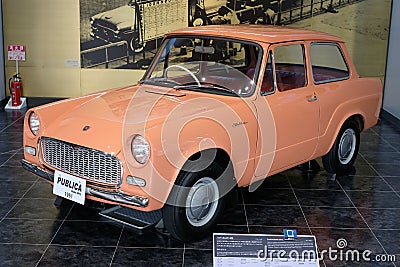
left=255, top=42, right=319, bottom=177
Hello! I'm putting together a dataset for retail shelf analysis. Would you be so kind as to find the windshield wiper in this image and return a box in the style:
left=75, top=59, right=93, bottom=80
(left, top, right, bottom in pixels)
left=141, top=78, right=180, bottom=87
left=173, top=84, right=238, bottom=96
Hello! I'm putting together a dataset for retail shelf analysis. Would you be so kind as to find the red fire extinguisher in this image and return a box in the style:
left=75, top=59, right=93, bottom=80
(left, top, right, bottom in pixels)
left=9, top=73, right=22, bottom=106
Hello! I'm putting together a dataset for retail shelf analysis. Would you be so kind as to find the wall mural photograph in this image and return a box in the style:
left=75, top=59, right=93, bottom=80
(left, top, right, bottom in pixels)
left=80, top=0, right=391, bottom=76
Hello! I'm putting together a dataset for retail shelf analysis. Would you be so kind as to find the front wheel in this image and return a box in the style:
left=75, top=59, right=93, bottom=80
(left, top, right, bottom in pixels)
left=130, top=35, right=145, bottom=53
left=162, top=162, right=227, bottom=242
left=322, top=120, right=360, bottom=173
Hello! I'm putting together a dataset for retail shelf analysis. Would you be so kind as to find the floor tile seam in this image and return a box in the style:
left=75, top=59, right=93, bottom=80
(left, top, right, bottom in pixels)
left=240, top=190, right=250, bottom=234
left=0, top=181, right=43, bottom=185
left=369, top=228, right=400, bottom=231
left=294, top=185, right=400, bottom=193
left=287, top=174, right=312, bottom=235
left=0, top=116, right=24, bottom=134
left=366, top=127, right=380, bottom=136
left=359, top=153, right=400, bottom=200
left=336, top=181, right=390, bottom=256
left=0, top=142, right=24, bottom=145
left=0, top=130, right=24, bottom=134
left=308, top=226, right=371, bottom=230
left=217, top=223, right=311, bottom=228
left=300, top=205, right=364, bottom=209
left=378, top=133, right=400, bottom=153
left=0, top=196, right=36, bottom=200
left=350, top=174, right=381, bottom=178
left=3, top=164, right=26, bottom=167
left=288, top=175, right=330, bottom=265
left=116, top=245, right=186, bottom=250
left=0, top=148, right=23, bottom=155
left=181, top=247, right=213, bottom=251
left=0, top=242, right=131, bottom=249
left=2, top=217, right=68, bottom=222
left=0, top=197, right=58, bottom=200
left=0, top=179, right=39, bottom=223
left=310, top=227, right=400, bottom=231
left=109, top=225, right=125, bottom=267
left=2, top=218, right=107, bottom=223
left=35, top=203, right=75, bottom=267
left=43, top=243, right=119, bottom=248
left=359, top=151, right=400, bottom=154
left=356, top=207, right=400, bottom=210
left=353, top=175, right=400, bottom=178
left=342, top=189, right=397, bottom=193
left=243, top=187, right=293, bottom=190
left=238, top=204, right=299, bottom=207
left=0, top=242, right=52, bottom=246
left=380, top=179, right=400, bottom=199
left=0, top=148, right=23, bottom=168
left=293, top=188, right=350, bottom=192
left=356, top=163, right=400, bottom=166
left=181, top=243, right=186, bottom=267
left=0, top=179, right=40, bottom=182
left=241, top=203, right=379, bottom=208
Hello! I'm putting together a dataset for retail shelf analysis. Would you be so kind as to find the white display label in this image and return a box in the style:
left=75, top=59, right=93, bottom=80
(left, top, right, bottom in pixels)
left=65, top=59, right=80, bottom=67
left=213, top=233, right=319, bottom=267
left=8, top=45, right=26, bottom=61
left=53, top=170, right=86, bottom=205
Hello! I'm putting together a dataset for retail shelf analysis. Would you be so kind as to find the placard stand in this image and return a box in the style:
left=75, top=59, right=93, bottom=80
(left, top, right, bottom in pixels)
left=5, top=46, right=27, bottom=110
left=4, top=97, right=27, bottom=110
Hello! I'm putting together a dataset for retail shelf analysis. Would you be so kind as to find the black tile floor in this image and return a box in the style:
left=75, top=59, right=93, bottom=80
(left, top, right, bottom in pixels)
left=0, top=107, right=399, bottom=267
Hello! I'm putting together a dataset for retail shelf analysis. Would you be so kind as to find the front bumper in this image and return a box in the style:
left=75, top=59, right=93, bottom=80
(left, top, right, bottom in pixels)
left=21, top=159, right=149, bottom=208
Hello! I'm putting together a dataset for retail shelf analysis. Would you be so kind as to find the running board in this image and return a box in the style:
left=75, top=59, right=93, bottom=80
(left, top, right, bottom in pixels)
left=99, top=206, right=162, bottom=230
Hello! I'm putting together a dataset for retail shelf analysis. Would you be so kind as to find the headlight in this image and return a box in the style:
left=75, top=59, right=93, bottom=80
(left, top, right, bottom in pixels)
left=131, top=135, right=150, bottom=164
left=29, top=112, right=40, bottom=135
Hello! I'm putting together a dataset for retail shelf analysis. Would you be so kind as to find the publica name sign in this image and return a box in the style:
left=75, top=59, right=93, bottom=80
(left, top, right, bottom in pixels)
left=53, top=170, right=86, bottom=205
left=8, top=45, right=26, bottom=61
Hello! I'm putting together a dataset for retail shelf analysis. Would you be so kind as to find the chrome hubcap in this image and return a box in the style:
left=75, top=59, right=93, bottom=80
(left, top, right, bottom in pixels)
left=338, top=128, right=356, bottom=165
left=186, top=177, right=219, bottom=227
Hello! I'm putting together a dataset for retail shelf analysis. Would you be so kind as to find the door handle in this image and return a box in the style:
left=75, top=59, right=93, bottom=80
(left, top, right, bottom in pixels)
left=308, top=93, right=318, bottom=102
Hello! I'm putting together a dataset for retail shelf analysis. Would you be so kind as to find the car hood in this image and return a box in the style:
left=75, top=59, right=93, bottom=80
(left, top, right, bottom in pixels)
left=39, top=84, right=231, bottom=155
left=91, top=5, right=135, bottom=30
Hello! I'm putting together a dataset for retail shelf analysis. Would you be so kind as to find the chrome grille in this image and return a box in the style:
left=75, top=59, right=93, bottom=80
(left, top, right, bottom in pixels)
left=40, top=137, right=122, bottom=185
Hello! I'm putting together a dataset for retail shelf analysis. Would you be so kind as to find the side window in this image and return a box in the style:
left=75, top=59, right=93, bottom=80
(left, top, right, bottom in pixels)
left=310, top=43, right=350, bottom=83
left=274, top=44, right=306, bottom=91
left=261, top=52, right=274, bottom=95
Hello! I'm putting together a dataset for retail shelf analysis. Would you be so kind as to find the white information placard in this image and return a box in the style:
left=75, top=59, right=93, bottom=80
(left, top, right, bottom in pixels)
left=8, top=45, right=26, bottom=61
left=213, top=233, right=319, bottom=267
left=53, top=170, right=86, bottom=205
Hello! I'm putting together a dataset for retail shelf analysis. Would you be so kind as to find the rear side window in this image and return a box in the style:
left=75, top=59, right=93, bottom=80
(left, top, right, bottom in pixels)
left=310, top=43, right=350, bottom=84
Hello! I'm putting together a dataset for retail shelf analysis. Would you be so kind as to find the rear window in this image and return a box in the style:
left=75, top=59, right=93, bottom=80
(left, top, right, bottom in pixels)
left=310, top=43, right=350, bottom=84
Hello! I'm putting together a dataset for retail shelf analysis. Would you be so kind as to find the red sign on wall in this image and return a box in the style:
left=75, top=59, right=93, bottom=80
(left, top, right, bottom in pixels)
left=8, top=45, right=26, bottom=61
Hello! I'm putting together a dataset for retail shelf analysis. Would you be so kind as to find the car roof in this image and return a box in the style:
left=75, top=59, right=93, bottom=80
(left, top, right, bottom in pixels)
left=167, top=25, right=344, bottom=44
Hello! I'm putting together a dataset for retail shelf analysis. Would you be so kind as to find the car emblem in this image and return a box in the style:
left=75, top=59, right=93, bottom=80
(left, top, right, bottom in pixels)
left=232, top=121, right=248, bottom=127
left=82, top=126, right=91, bottom=131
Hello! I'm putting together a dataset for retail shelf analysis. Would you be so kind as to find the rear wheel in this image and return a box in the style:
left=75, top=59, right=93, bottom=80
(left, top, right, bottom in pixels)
left=322, top=120, right=360, bottom=173
left=162, top=162, right=227, bottom=242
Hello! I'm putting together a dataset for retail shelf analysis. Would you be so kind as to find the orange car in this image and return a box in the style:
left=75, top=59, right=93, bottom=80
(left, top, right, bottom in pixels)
left=22, top=25, right=382, bottom=242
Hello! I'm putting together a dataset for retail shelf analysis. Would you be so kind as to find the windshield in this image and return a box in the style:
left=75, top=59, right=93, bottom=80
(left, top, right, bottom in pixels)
left=142, top=36, right=262, bottom=97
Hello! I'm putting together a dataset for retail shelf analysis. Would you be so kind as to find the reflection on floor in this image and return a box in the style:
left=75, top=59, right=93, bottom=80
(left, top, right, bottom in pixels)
left=0, top=104, right=399, bottom=267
